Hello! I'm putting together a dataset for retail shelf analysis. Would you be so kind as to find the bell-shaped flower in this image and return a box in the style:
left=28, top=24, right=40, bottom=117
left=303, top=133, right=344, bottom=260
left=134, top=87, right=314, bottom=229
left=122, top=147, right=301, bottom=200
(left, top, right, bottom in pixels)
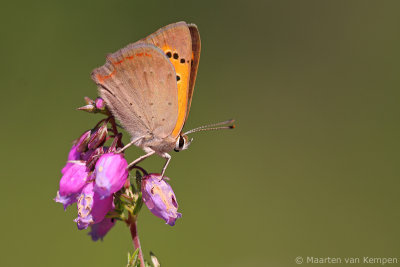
left=59, top=162, right=89, bottom=196
left=75, top=182, right=113, bottom=230
left=94, top=153, right=128, bottom=199
left=141, top=174, right=182, bottom=226
left=88, top=217, right=116, bottom=241
left=55, top=162, right=90, bottom=210
left=62, top=131, right=91, bottom=174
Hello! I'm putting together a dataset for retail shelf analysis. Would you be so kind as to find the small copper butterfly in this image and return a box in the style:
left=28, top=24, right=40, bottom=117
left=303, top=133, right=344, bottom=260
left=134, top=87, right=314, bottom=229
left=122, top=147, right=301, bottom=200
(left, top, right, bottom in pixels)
left=91, top=21, right=234, bottom=176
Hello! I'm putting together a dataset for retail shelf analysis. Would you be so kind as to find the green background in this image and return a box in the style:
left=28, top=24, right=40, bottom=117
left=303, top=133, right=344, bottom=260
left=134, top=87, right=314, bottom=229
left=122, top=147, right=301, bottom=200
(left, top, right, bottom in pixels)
left=1, top=0, right=399, bottom=266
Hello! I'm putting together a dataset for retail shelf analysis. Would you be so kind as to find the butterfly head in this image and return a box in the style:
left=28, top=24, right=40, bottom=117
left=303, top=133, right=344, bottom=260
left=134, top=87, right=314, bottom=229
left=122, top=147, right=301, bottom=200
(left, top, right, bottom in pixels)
left=174, top=134, right=193, bottom=152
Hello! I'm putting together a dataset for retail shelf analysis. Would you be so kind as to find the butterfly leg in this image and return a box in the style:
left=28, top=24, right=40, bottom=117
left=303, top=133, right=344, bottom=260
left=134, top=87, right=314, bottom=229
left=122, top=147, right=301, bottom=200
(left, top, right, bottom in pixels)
left=160, top=153, right=171, bottom=179
left=127, top=149, right=156, bottom=169
left=117, top=136, right=144, bottom=153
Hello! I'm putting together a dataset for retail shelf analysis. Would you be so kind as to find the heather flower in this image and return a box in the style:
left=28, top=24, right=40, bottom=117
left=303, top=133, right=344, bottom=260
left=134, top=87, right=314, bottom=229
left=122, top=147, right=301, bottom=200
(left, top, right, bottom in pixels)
left=141, top=174, right=182, bottom=226
left=78, top=97, right=107, bottom=113
left=88, top=217, right=116, bottom=241
left=94, top=153, right=128, bottom=199
left=61, top=130, right=91, bottom=174
left=59, top=162, right=89, bottom=196
left=56, top=133, right=91, bottom=210
left=75, top=182, right=113, bottom=230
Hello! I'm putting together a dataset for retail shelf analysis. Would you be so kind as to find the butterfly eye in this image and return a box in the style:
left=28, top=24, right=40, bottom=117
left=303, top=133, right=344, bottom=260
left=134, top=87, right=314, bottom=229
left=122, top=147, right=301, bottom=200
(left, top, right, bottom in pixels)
left=174, top=135, right=190, bottom=152
left=179, top=135, right=185, bottom=149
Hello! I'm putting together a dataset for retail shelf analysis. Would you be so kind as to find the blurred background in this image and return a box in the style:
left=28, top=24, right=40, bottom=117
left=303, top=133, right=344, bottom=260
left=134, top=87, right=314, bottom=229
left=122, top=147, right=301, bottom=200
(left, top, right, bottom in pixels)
left=1, top=0, right=399, bottom=266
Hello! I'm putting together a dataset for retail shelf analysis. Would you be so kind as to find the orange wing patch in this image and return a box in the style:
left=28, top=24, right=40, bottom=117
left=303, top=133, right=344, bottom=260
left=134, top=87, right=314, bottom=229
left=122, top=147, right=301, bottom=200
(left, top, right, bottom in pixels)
left=162, top=45, right=191, bottom=137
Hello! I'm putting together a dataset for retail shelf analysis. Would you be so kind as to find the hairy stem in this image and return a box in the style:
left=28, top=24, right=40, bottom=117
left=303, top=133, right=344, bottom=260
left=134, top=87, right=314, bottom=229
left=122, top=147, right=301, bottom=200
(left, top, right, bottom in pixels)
left=128, top=214, right=145, bottom=267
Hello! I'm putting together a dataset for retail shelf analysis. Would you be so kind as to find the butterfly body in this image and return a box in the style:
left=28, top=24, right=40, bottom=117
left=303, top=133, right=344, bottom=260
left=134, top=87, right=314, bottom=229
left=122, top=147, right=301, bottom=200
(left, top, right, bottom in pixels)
left=91, top=22, right=200, bottom=175
left=134, top=133, right=176, bottom=154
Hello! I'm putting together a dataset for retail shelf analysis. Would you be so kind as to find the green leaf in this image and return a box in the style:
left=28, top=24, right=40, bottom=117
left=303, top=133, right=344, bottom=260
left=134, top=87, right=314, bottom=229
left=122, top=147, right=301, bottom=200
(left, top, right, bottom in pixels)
left=127, top=248, right=139, bottom=267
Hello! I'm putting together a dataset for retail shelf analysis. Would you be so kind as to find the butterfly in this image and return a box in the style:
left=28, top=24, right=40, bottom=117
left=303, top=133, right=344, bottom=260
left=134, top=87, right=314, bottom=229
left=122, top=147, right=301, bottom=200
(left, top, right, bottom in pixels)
left=91, top=21, right=234, bottom=177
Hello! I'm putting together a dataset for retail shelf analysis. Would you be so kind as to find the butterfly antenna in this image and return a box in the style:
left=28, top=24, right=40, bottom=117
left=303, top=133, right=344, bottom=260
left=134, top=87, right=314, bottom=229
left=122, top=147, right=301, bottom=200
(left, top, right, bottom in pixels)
left=184, top=119, right=235, bottom=135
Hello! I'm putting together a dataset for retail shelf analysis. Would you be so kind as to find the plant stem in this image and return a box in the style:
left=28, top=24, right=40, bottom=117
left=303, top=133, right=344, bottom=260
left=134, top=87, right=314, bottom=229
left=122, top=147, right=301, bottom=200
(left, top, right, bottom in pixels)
left=129, top=214, right=145, bottom=267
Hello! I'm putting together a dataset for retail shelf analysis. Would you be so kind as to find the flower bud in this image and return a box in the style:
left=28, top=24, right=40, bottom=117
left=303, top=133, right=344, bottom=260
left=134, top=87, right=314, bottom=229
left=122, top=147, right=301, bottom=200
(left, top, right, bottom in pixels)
left=75, top=182, right=113, bottom=230
left=77, top=104, right=96, bottom=113
left=87, top=123, right=107, bottom=150
left=78, top=97, right=96, bottom=113
left=141, top=174, right=182, bottom=226
left=76, top=130, right=91, bottom=153
left=94, top=153, right=128, bottom=198
left=108, top=133, right=123, bottom=152
left=78, top=97, right=107, bottom=113
left=95, top=97, right=106, bottom=110
left=88, top=217, right=115, bottom=241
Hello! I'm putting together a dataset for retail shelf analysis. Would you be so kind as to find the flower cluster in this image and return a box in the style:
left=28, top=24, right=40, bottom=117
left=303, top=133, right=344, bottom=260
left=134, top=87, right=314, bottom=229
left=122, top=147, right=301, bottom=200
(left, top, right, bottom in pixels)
left=55, top=121, right=128, bottom=237
left=55, top=97, right=181, bottom=242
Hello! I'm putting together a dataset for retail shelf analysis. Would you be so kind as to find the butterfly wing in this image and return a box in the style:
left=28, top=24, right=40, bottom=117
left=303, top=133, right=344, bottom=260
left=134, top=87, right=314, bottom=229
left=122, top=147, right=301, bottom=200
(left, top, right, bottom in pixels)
left=138, top=21, right=193, bottom=138
left=186, top=24, right=201, bottom=121
left=91, top=43, right=179, bottom=140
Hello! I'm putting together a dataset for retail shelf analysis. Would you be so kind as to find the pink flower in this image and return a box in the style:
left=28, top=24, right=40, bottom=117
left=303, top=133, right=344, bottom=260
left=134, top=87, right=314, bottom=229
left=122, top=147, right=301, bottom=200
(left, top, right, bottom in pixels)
left=56, top=138, right=90, bottom=210
left=61, top=131, right=91, bottom=174
left=95, top=97, right=105, bottom=110
left=94, top=153, right=128, bottom=199
left=88, top=217, right=116, bottom=241
left=141, top=174, right=182, bottom=226
left=59, top=162, right=89, bottom=196
left=75, top=182, right=113, bottom=230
